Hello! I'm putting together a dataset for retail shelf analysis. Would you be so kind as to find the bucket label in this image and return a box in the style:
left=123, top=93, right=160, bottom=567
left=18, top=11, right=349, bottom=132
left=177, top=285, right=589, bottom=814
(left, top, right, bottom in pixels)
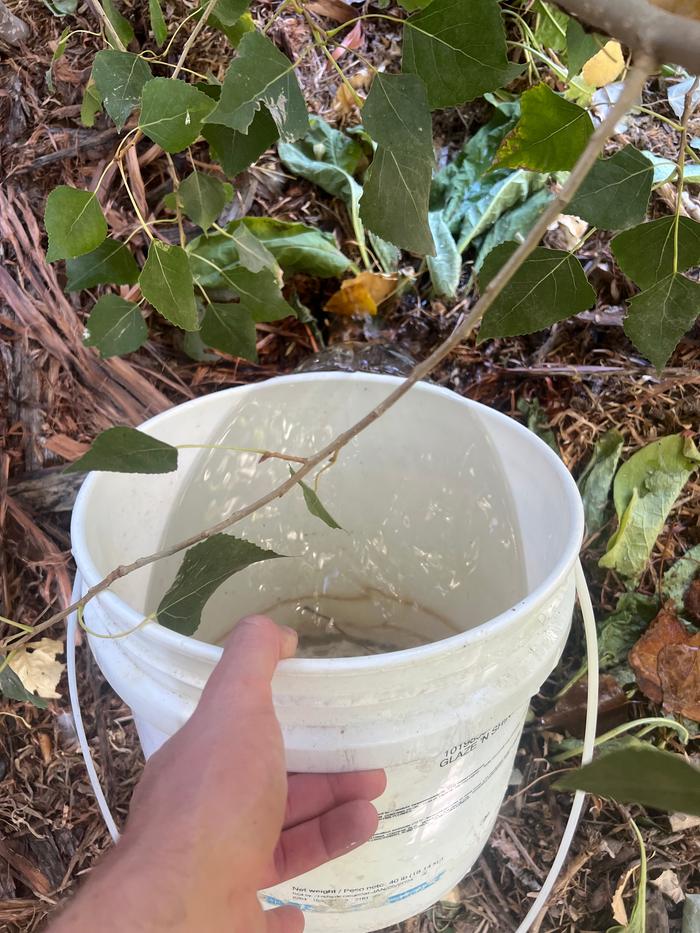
left=261, top=706, right=527, bottom=916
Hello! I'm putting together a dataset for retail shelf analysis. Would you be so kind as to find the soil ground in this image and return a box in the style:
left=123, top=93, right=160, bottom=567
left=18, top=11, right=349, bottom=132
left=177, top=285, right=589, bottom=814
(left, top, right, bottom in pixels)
left=1, top=2, right=699, bottom=931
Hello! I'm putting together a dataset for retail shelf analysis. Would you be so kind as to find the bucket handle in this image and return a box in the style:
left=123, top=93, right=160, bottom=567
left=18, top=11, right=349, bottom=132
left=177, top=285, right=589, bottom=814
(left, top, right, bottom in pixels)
left=67, top=560, right=599, bottom=930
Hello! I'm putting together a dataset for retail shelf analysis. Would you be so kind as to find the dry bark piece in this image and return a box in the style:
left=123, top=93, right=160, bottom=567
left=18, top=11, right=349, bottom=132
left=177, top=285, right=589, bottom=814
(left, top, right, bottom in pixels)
left=628, top=606, right=688, bottom=703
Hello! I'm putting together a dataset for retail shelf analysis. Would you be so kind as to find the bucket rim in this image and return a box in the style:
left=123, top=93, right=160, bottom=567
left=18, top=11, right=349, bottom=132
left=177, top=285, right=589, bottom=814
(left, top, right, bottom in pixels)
left=71, top=372, right=585, bottom=673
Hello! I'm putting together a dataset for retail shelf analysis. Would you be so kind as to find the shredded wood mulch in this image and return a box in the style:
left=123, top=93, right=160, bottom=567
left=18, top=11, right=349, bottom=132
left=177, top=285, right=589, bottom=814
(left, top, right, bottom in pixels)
left=1, top=3, right=699, bottom=932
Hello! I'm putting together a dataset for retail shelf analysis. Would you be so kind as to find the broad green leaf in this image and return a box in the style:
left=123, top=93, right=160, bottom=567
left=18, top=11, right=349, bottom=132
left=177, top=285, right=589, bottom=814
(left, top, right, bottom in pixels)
left=566, top=19, right=601, bottom=77
left=397, top=0, right=431, bottom=8
left=83, top=295, right=147, bottom=358
left=554, top=744, right=700, bottom=816
left=92, top=50, right=152, bottom=131
left=474, top=189, right=553, bottom=273
left=102, top=0, right=134, bottom=47
left=597, top=592, right=658, bottom=672
left=611, top=216, right=700, bottom=289
left=402, top=0, right=517, bottom=109
left=496, top=84, right=594, bottom=172
left=361, top=73, right=433, bottom=161
left=178, top=171, right=233, bottom=230
left=578, top=430, right=624, bottom=534
left=662, top=544, right=700, bottom=610
left=149, top=0, right=167, bottom=45
left=534, top=1, right=568, bottom=51
left=140, top=240, right=198, bottom=331
left=45, top=186, right=107, bottom=262
left=624, top=273, right=700, bottom=371
left=181, top=330, right=219, bottom=362
left=81, top=79, right=103, bottom=127
left=569, top=145, right=652, bottom=230
left=210, top=9, right=255, bottom=47
left=189, top=218, right=350, bottom=279
left=207, top=0, right=250, bottom=26
left=0, top=665, right=48, bottom=709
left=279, top=116, right=364, bottom=196
left=213, top=267, right=293, bottom=322
left=64, top=426, right=178, bottom=474
left=203, top=106, right=279, bottom=176
left=456, top=170, right=549, bottom=253
left=200, top=302, right=258, bottom=360
left=157, top=534, right=282, bottom=635
left=607, top=821, right=647, bottom=933
left=361, top=147, right=434, bottom=255
left=290, top=468, right=342, bottom=529
left=139, top=78, right=216, bottom=153
left=427, top=212, right=461, bottom=297
left=600, top=435, right=700, bottom=579
left=42, top=0, right=77, bottom=15
left=477, top=242, right=595, bottom=341
left=222, top=224, right=278, bottom=274
left=65, top=238, right=139, bottom=291
left=205, top=31, right=308, bottom=142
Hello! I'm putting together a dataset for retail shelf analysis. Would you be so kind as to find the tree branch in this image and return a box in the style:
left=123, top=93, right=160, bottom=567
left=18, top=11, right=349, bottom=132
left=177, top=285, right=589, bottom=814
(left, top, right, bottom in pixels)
left=554, top=0, right=700, bottom=74
left=7, top=53, right=656, bottom=650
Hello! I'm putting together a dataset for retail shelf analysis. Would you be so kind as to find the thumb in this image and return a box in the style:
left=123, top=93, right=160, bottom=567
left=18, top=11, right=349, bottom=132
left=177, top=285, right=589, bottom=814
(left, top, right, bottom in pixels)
left=198, top=615, right=298, bottom=713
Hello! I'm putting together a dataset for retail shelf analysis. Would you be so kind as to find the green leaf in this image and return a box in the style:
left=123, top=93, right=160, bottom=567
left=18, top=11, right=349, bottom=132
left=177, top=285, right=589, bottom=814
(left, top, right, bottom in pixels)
left=566, top=19, right=601, bottom=77
left=554, top=745, right=700, bottom=817
left=278, top=116, right=364, bottom=200
left=157, top=534, right=282, bottom=635
left=611, top=216, right=700, bottom=289
left=402, top=0, right=517, bottom=109
left=200, top=302, right=257, bottom=360
left=289, top=467, right=342, bottom=529
left=83, top=295, right=148, bottom=358
left=65, top=238, right=139, bottom=291
left=140, top=240, right=198, bottom=331
left=474, top=189, right=553, bottom=273
left=457, top=169, right=550, bottom=254
left=64, top=426, right=178, bottom=474
left=215, top=267, right=294, bottom=322
left=517, top=397, right=559, bottom=454
left=477, top=243, right=595, bottom=341
left=45, top=186, right=108, bottom=262
left=578, top=430, right=624, bottom=534
left=92, top=50, right=152, bottom=131
left=139, top=78, right=216, bottom=153
left=496, top=84, right=594, bottom=172
left=206, top=0, right=250, bottom=26
left=222, top=224, right=278, bottom=274
left=102, top=0, right=134, bottom=47
left=203, top=106, right=279, bottom=176
left=662, top=544, right=700, bottom=610
left=149, top=0, right=168, bottom=45
left=568, top=145, right=653, bottom=230
left=641, top=150, right=700, bottom=186
left=178, top=171, right=233, bottom=230
left=205, top=31, right=308, bottom=142
left=189, top=217, right=350, bottom=279
left=42, top=0, right=77, bottom=15
left=51, top=26, right=71, bottom=64
left=361, top=147, right=434, bottom=255
left=81, top=79, right=103, bottom=127
left=624, top=273, right=700, bottom=371
left=361, top=73, right=433, bottom=161
left=0, top=665, right=48, bottom=709
left=534, top=1, right=569, bottom=51
left=597, top=592, right=659, bottom=672
left=427, top=212, right=461, bottom=297
left=607, top=821, right=647, bottom=933
left=600, top=435, right=700, bottom=579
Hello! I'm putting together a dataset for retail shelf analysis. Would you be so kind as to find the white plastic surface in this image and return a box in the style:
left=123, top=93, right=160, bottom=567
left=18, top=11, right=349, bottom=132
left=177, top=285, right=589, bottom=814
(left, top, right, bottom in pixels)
left=70, top=375, right=587, bottom=932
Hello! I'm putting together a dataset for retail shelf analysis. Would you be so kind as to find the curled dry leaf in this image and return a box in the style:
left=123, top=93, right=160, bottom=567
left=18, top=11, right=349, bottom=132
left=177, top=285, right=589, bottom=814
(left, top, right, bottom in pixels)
left=331, top=20, right=363, bottom=63
left=8, top=638, right=64, bottom=700
left=324, top=271, right=398, bottom=316
left=334, top=83, right=360, bottom=116
left=651, top=869, right=685, bottom=904
left=628, top=606, right=700, bottom=721
left=582, top=41, right=625, bottom=88
left=539, top=673, right=627, bottom=738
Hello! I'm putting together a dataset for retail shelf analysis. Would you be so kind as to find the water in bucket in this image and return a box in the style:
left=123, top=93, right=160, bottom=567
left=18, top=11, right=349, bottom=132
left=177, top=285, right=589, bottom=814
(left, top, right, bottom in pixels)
left=145, top=380, right=528, bottom=655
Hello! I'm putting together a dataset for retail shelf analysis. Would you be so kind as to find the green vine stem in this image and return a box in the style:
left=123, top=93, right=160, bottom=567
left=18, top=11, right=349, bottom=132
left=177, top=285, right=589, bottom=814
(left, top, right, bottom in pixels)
left=551, top=716, right=691, bottom=762
left=673, top=76, right=699, bottom=273
left=3, top=51, right=655, bottom=653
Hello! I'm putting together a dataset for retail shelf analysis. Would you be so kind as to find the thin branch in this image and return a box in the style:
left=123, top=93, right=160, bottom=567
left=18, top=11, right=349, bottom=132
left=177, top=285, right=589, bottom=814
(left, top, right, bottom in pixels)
left=7, top=53, right=655, bottom=650
left=553, top=0, right=700, bottom=74
left=673, top=76, right=699, bottom=272
left=172, top=0, right=218, bottom=80
left=89, top=0, right=127, bottom=51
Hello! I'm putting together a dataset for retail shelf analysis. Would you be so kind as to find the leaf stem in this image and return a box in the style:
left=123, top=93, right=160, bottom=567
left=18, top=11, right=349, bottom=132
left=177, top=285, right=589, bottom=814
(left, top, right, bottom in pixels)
left=0, top=615, right=34, bottom=635
left=551, top=716, right=690, bottom=762
left=176, top=443, right=308, bottom=465
left=672, top=76, right=699, bottom=274
left=10, top=53, right=655, bottom=649
left=118, top=162, right=154, bottom=241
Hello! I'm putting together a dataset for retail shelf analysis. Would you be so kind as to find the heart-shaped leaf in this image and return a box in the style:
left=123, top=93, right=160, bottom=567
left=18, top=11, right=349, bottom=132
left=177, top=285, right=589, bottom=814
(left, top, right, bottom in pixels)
left=139, top=78, right=216, bottom=153
left=140, top=240, right=198, bottom=331
left=45, top=186, right=107, bottom=262
left=64, top=426, right=178, bottom=474
left=84, top=295, right=148, bottom=358
left=611, top=216, right=700, bottom=289
left=203, top=106, right=279, bottom=176
left=177, top=171, right=233, bottom=230
left=568, top=145, right=653, bottom=230
left=92, top=50, right=152, bottom=130
left=65, top=238, right=139, bottom=291
left=157, top=534, right=283, bottom=635
left=200, top=302, right=258, bottom=360
left=624, top=273, right=700, bottom=371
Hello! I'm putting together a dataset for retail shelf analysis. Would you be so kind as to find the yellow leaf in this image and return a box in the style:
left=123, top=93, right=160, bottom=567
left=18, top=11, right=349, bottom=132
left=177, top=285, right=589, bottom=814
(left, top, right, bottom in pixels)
left=9, top=638, right=64, bottom=699
left=334, top=84, right=359, bottom=116
left=324, top=272, right=398, bottom=316
left=582, top=41, right=625, bottom=88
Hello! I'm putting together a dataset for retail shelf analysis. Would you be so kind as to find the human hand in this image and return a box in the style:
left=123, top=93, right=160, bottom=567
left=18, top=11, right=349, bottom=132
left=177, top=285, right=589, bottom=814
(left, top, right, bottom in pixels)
left=51, top=616, right=386, bottom=933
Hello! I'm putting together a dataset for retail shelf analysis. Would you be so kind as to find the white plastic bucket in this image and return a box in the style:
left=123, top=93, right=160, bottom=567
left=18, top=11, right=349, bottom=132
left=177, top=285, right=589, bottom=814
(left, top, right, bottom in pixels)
left=70, top=374, right=584, bottom=933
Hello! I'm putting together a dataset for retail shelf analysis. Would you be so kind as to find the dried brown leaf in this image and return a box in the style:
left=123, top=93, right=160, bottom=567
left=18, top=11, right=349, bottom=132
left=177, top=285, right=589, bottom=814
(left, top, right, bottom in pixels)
left=628, top=606, right=688, bottom=704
